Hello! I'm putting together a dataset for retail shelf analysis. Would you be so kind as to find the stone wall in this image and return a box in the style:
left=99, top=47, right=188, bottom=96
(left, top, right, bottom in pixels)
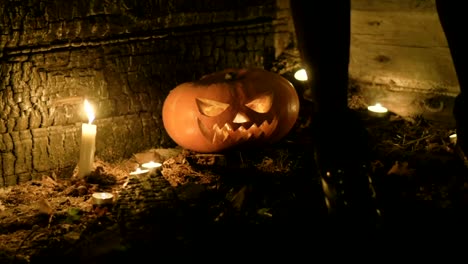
left=0, top=0, right=294, bottom=186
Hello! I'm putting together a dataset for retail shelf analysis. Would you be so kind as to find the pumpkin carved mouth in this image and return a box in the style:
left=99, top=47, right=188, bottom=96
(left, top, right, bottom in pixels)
left=197, top=118, right=279, bottom=144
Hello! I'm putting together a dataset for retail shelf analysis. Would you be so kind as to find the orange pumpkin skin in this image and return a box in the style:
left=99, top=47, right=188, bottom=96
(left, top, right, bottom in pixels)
left=162, top=68, right=300, bottom=153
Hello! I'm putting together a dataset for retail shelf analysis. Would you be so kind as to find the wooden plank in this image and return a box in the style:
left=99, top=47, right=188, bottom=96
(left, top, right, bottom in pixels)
left=352, top=0, right=436, bottom=12
left=350, top=42, right=459, bottom=94
left=349, top=9, right=460, bottom=96
left=351, top=10, right=447, bottom=46
left=346, top=1, right=460, bottom=121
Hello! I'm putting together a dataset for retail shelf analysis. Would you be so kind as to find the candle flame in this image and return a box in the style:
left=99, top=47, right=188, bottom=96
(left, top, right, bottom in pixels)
left=130, top=167, right=150, bottom=175
left=294, top=69, right=308, bottom=81
left=84, top=99, right=95, bottom=124
left=449, top=133, right=457, bottom=144
left=142, top=161, right=162, bottom=169
left=367, top=103, right=388, bottom=113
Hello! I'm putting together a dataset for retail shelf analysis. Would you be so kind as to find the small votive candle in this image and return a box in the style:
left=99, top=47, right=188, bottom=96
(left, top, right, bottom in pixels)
left=92, top=192, right=114, bottom=205
left=367, top=103, right=388, bottom=117
left=129, top=167, right=150, bottom=176
left=449, top=133, right=457, bottom=144
left=142, top=161, right=162, bottom=171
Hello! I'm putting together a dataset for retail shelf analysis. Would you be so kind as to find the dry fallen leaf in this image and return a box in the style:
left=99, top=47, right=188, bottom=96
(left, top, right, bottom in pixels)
left=231, top=185, right=249, bottom=210
left=37, top=198, right=54, bottom=215
left=133, top=151, right=162, bottom=164
left=387, top=161, right=415, bottom=177
left=371, top=160, right=384, bottom=173
left=41, top=175, right=58, bottom=187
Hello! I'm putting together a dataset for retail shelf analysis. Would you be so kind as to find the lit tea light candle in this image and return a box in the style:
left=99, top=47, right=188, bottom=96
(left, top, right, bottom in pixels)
left=294, top=68, right=308, bottom=81
left=142, top=161, right=162, bottom=170
left=449, top=133, right=457, bottom=144
left=130, top=167, right=150, bottom=176
left=367, top=103, right=388, bottom=118
left=142, top=161, right=163, bottom=175
left=78, top=100, right=97, bottom=178
left=92, top=192, right=113, bottom=205
left=367, top=103, right=388, bottom=113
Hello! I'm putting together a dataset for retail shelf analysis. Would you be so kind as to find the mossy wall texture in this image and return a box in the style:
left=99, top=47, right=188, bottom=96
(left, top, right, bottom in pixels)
left=0, top=0, right=293, bottom=186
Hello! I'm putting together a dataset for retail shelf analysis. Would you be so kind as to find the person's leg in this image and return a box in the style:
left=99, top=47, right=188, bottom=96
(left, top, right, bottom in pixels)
left=289, top=0, right=350, bottom=113
left=435, top=1, right=468, bottom=157
left=290, top=0, right=380, bottom=231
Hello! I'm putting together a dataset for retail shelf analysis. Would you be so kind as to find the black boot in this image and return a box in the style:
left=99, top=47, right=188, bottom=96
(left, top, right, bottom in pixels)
left=454, top=93, right=468, bottom=166
left=312, top=109, right=381, bottom=232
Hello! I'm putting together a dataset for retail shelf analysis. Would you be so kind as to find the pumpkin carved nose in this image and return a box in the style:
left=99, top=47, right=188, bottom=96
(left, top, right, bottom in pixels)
left=233, top=112, right=249, bottom=123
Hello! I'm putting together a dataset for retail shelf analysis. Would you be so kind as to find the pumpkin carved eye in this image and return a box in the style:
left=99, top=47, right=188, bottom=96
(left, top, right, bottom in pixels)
left=196, top=98, right=230, bottom=117
left=245, top=93, right=273, bottom=113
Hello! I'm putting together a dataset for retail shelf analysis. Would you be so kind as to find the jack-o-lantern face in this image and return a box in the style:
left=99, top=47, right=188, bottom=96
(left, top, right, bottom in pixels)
left=162, top=68, right=300, bottom=153
left=196, top=88, right=277, bottom=144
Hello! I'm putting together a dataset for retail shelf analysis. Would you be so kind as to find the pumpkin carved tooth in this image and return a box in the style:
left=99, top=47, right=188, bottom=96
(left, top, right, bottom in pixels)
left=260, top=119, right=278, bottom=137
left=249, top=123, right=258, bottom=130
left=212, top=124, right=231, bottom=143
left=212, top=126, right=230, bottom=143
left=198, top=116, right=279, bottom=145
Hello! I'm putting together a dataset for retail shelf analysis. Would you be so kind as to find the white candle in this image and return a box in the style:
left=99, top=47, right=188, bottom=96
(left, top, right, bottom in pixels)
left=78, top=100, right=97, bottom=178
left=92, top=192, right=113, bottom=205
left=130, top=167, right=150, bottom=176
left=367, top=103, right=388, bottom=114
left=142, top=161, right=162, bottom=175
left=449, top=133, right=457, bottom=144
left=367, top=103, right=388, bottom=118
left=142, top=161, right=162, bottom=170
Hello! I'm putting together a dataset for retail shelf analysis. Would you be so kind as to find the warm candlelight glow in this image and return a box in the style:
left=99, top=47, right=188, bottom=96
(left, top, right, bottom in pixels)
left=367, top=103, right=388, bottom=114
left=92, top=192, right=114, bottom=205
left=449, top=133, right=457, bottom=144
left=142, top=161, right=162, bottom=169
left=294, top=68, right=308, bottom=81
left=84, top=99, right=95, bottom=124
left=130, top=167, right=150, bottom=175
left=78, top=99, right=97, bottom=178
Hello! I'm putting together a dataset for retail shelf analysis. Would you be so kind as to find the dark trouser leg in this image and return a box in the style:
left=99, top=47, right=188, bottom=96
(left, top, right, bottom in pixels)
left=436, top=1, right=468, bottom=154
left=290, top=0, right=350, bottom=113
left=290, top=0, right=380, bottom=231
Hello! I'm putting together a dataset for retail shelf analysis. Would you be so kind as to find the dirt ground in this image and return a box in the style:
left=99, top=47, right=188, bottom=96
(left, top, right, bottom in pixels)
left=1, top=99, right=468, bottom=262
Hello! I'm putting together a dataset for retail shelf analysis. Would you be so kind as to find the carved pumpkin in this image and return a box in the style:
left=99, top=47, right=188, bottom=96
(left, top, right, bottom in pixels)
left=162, top=68, right=300, bottom=153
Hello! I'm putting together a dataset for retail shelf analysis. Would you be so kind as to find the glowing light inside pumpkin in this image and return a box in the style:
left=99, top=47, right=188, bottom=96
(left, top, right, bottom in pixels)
left=195, top=93, right=277, bottom=143
left=198, top=118, right=278, bottom=143
left=196, top=98, right=229, bottom=116
left=294, top=69, right=308, bottom=81
left=367, top=103, right=388, bottom=114
left=245, top=93, right=273, bottom=113
left=233, top=113, right=249, bottom=123
left=195, top=93, right=278, bottom=144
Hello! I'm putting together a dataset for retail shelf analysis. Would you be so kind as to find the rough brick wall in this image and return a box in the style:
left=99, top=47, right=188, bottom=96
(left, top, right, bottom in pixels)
left=0, top=0, right=293, bottom=186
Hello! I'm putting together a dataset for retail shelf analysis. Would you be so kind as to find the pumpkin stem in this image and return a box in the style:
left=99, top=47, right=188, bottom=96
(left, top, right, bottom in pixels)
left=225, top=72, right=236, bottom=80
